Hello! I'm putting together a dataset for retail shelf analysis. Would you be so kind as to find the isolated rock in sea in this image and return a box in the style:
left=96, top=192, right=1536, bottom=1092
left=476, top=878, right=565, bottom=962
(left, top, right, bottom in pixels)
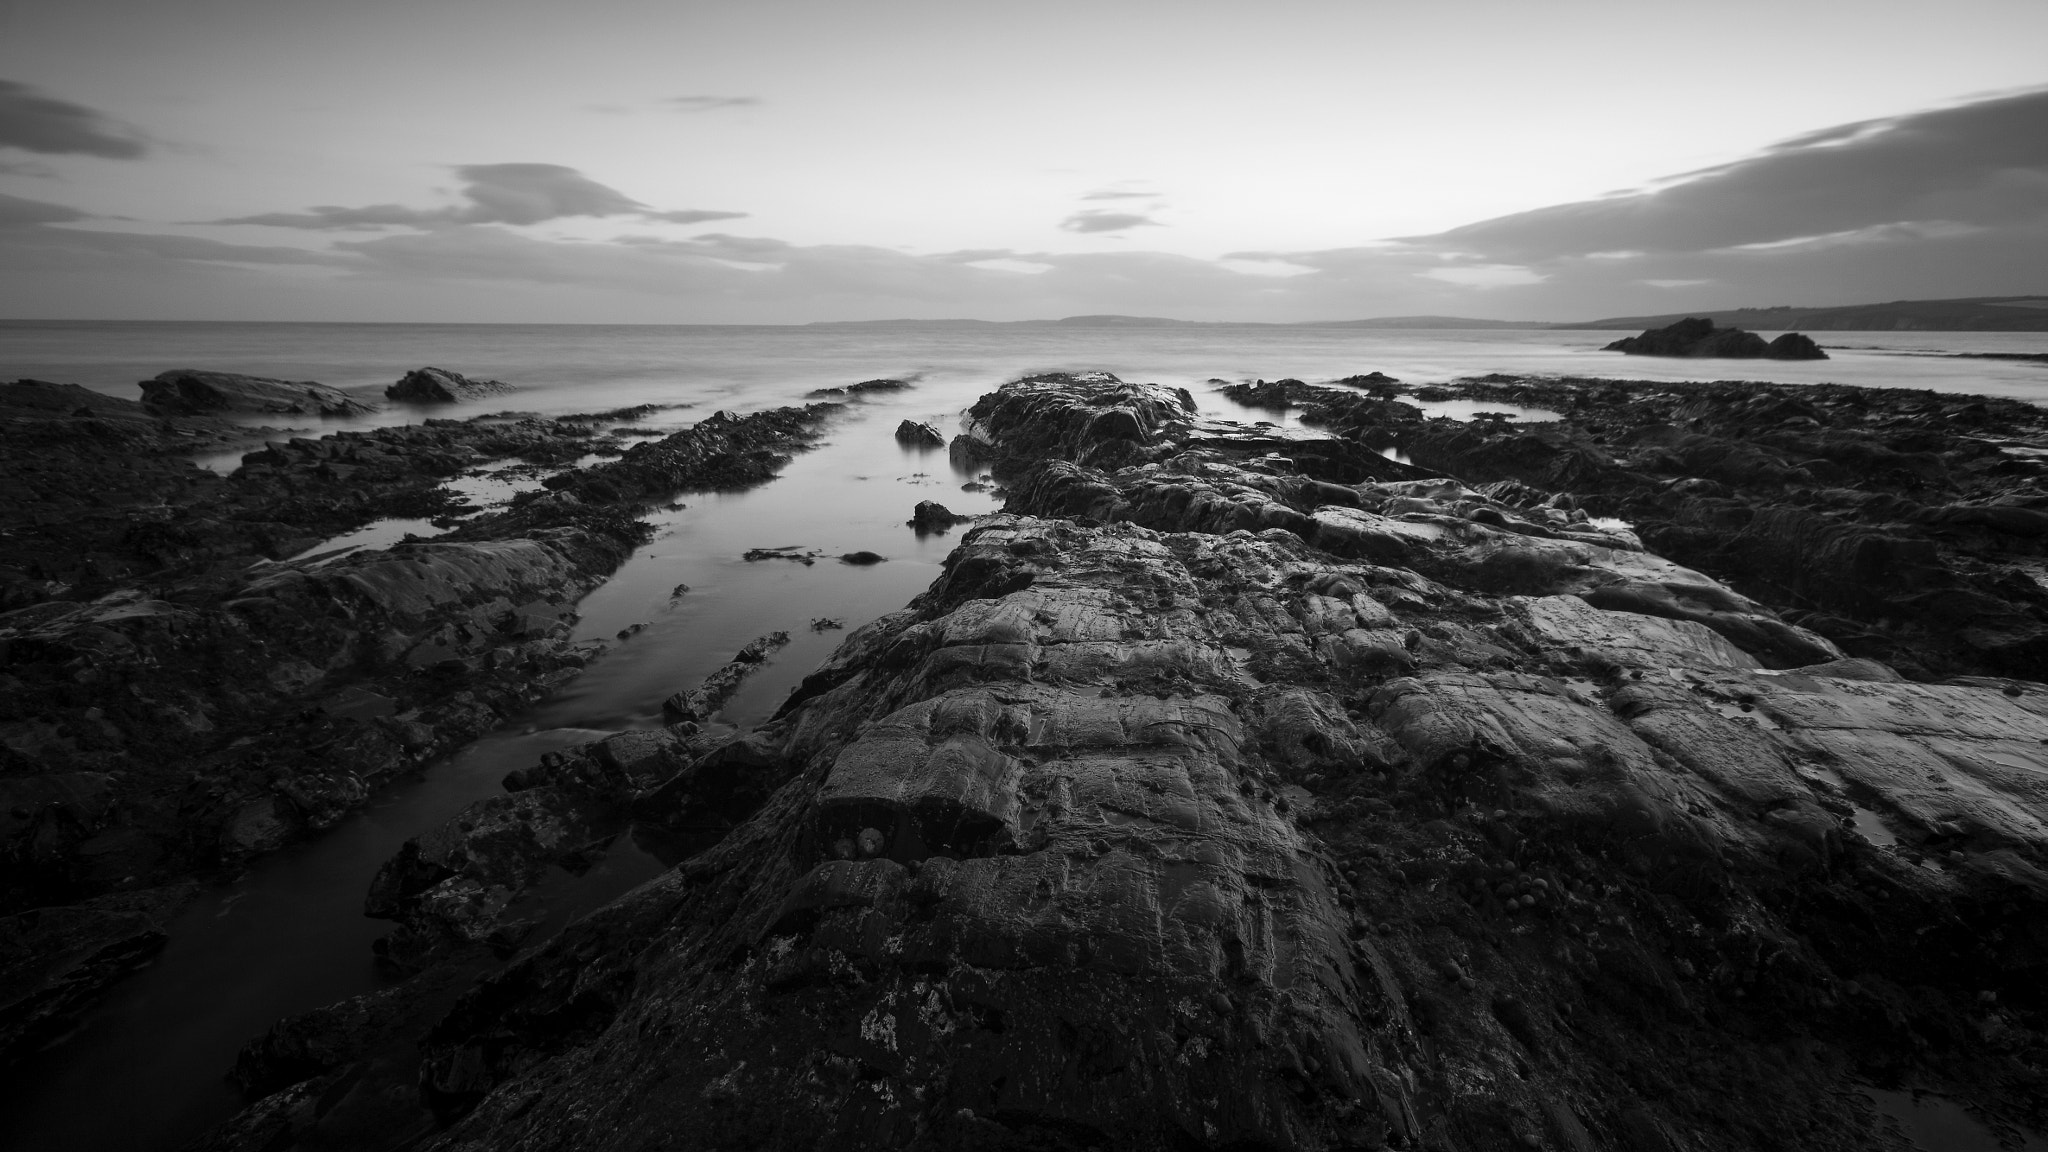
left=1602, top=317, right=1828, bottom=360
left=838, top=550, right=886, bottom=565
left=386, top=366, right=515, bottom=404
left=894, top=419, right=946, bottom=448
left=907, top=499, right=969, bottom=534
left=141, top=368, right=378, bottom=417
left=805, top=377, right=913, bottom=399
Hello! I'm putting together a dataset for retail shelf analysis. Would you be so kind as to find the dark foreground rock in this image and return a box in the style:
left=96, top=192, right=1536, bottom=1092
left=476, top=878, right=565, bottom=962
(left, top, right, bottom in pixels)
left=1603, top=318, right=1828, bottom=360
left=198, top=373, right=2046, bottom=1152
left=141, top=368, right=379, bottom=417
left=387, top=367, right=515, bottom=404
left=0, top=397, right=838, bottom=1063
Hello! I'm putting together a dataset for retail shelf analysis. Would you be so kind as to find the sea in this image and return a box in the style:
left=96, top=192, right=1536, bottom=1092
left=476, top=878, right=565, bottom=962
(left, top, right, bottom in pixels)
left=3, top=320, right=2045, bottom=1152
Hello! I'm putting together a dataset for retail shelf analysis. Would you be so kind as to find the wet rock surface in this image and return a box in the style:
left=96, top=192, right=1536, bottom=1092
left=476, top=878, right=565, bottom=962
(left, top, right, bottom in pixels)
left=197, top=372, right=2048, bottom=1151
left=1603, top=318, right=1829, bottom=360
left=0, top=393, right=837, bottom=1061
left=386, top=367, right=515, bottom=404
left=141, top=368, right=380, bottom=417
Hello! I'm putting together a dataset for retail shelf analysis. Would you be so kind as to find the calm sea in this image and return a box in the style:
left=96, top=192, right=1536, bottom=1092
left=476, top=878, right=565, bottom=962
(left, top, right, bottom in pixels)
left=5, top=320, right=2048, bottom=421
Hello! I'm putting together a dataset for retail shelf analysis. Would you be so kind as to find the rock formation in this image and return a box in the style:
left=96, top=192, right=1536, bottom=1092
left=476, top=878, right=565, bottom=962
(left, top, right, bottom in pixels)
left=0, top=396, right=839, bottom=1064
left=895, top=419, right=946, bottom=448
left=141, top=368, right=379, bottom=417
left=386, top=367, right=515, bottom=404
left=1603, top=318, right=1829, bottom=360
left=188, top=372, right=2047, bottom=1151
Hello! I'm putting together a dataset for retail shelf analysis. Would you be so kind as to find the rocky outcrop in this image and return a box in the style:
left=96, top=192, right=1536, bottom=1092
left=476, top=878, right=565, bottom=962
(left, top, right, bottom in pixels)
left=806, top=378, right=913, bottom=400
left=894, top=419, right=945, bottom=448
left=1603, top=318, right=1829, bottom=360
left=141, top=369, right=378, bottom=417
left=1378, top=374, right=2048, bottom=681
left=386, top=367, right=515, bottom=404
left=0, top=403, right=837, bottom=1065
left=202, top=373, right=2047, bottom=1151
left=907, top=500, right=970, bottom=534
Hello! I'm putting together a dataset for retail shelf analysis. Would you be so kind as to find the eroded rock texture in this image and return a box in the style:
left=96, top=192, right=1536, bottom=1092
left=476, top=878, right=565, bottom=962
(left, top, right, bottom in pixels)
left=0, top=401, right=836, bottom=1060
left=211, top=374, right=2045, bottom=1151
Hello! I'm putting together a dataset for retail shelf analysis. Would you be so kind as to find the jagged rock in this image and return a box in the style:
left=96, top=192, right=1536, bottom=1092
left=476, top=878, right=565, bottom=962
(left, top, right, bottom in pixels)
left=1602, top=317, right=1828, bottom=360
left=907, top=500, right=969, bottom=534
left=140, top=369, right=377, bottom=417
left=386, top=367, right=515, bottom=404
left=894, top=419, right=946, bottom=448
left=310, top=375, right=2044, bottom=1152
left=660, top=632, right=792, bottom=722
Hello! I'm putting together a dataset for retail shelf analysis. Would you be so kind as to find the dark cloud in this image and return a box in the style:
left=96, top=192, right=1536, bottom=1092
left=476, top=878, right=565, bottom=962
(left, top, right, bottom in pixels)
left=665, top=96, right=761, bottom=112
left=0, top=79, right=146, bottom=158
left=642, top=208, right=751, bottom=225
left=1061, top=210, right=1158, bottom=234
left=0, top=191, right=90, bottom=227
left=1408, top=85, right=2048, bottom=262
left=219, top=163, right=745, bottom=231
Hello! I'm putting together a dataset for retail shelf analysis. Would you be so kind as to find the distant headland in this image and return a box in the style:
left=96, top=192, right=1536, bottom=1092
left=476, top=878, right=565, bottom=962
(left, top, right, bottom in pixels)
left=803, top=293, right=2048, bottom=332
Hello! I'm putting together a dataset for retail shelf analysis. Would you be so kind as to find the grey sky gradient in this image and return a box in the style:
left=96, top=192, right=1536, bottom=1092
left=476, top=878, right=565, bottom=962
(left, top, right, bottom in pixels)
left=1, top=0, right=2044, bottom=321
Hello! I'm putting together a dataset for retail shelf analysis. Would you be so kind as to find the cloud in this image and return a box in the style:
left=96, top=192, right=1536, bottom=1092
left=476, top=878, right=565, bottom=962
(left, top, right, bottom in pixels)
left=1406, top=85, right=2048, bottom=263
left=642, top=208, right=751, bottom=225
left=0, top=79, right=146, bottom=158
left=1061, top=210, right=1159, bottom=234
left=0, top=191, right=91, bottom=227
left=665, top=96, right=761, bottom=112
left=1082, top=190, right=1158, bottom=201
left=219, top=163, right=745, bottom=231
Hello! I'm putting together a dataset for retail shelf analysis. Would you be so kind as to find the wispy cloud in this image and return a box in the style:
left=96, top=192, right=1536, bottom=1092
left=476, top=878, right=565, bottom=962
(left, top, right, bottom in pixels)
left=664, top=96, right=761, bottom=112
left=1061, top=209, right=1159, bottom=234
left=1081, top=190, right=1158, bottom=201
left=0, top=190, right=92, bottom=226
left=218, top=163, right=745, bottom=231
left=0, top=79, right=147, bottom=159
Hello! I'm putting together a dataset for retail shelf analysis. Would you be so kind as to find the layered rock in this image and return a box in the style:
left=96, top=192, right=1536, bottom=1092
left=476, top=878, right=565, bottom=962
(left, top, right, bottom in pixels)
left=1372, top=374, right=2048, bottom=681
left=0, top=401, right=837, bottom=1062
left=387, top=367, right=515, bottom=404
left=1603, top=318, right=1829, bottom=360
left=141, top=369, right=379, bottom=417
left=201, top=373, right=2046, bottom=1151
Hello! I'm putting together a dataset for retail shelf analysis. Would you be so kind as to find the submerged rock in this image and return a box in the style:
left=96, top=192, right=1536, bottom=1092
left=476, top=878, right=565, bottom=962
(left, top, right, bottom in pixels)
left=1602, top=317, right=1829, bottom=360
left=140, top=368, right=377, bottom=417
left=386, top=367, right=515, bottom=404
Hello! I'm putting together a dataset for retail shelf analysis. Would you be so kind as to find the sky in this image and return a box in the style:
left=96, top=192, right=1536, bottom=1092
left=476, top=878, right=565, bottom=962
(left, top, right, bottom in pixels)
left=1, top=0, right=2045, bottom=323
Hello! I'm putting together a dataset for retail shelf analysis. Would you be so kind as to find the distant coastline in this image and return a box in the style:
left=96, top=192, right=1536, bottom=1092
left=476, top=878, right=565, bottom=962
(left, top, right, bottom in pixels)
left=803, top=294, right=2048, bottom=333
left=4, top=292, right=2047, bottom=332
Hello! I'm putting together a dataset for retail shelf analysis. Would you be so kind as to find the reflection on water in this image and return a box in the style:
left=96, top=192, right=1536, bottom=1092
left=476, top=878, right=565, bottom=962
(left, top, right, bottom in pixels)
left=0, top=391, right=1001, bottom=1152
left=1863, top=1088, right=2048, bottom=1151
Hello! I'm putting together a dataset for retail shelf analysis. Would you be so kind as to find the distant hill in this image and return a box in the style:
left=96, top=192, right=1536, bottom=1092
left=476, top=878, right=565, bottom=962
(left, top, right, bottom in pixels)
left=799, top=296, right=2048, bottom=332
left=1297, top=316, right=1530, bottom=330
left=1554, top=295, right=2048, bottom=332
